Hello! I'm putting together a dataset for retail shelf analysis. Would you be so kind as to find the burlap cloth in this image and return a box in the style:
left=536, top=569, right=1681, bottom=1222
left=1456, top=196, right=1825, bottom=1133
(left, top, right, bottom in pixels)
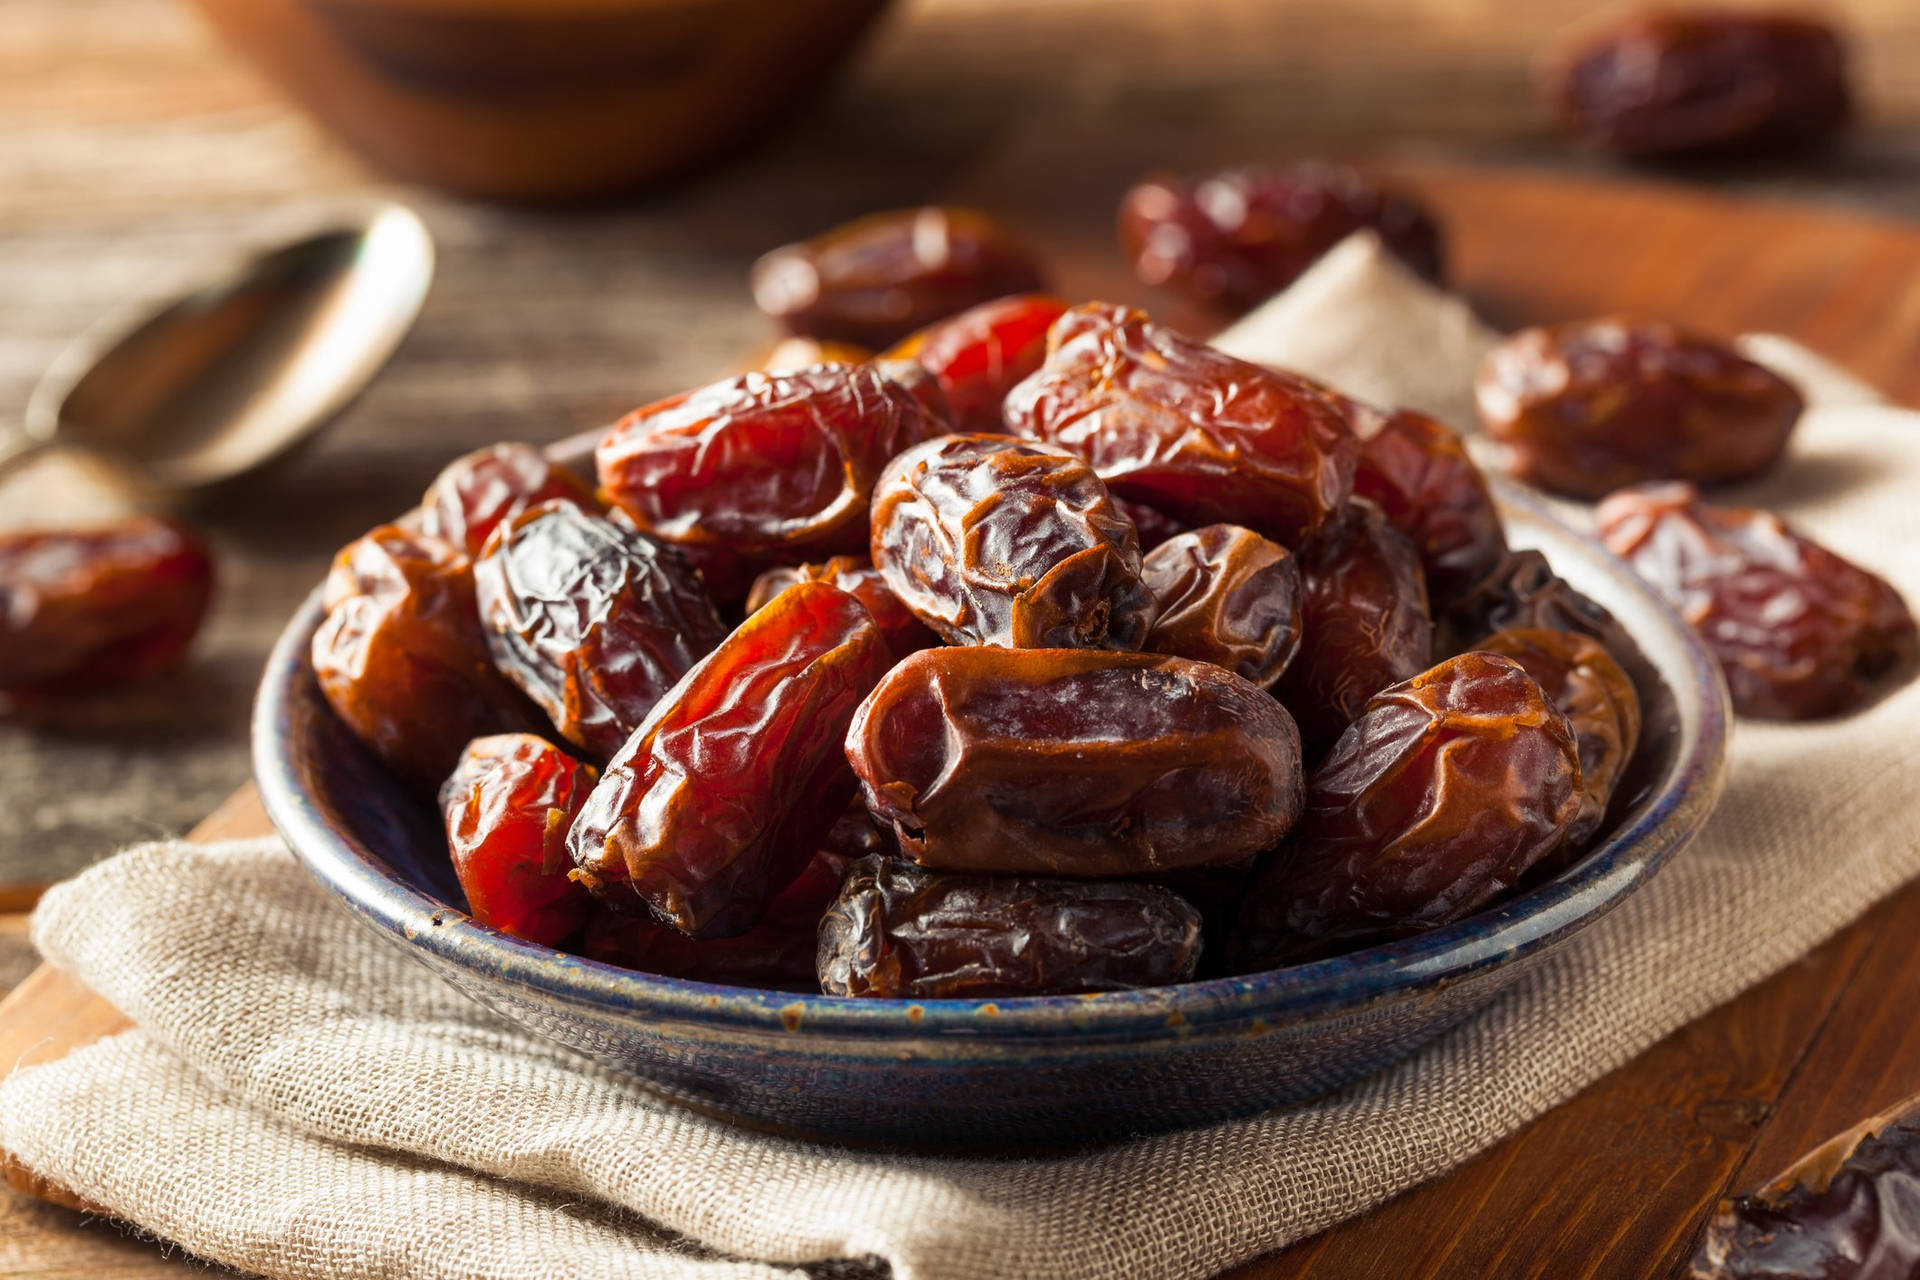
left=6, top=236, right=1919, bottom=1280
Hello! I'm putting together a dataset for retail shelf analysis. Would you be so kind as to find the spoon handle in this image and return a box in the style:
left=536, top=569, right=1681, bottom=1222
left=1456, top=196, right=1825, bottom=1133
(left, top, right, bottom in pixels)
left=0, top=427, right=51, bottom=484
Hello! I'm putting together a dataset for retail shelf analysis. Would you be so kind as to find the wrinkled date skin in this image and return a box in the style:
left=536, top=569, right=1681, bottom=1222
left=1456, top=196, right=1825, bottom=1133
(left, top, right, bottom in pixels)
left=1277, top=502, right=1433, bottom=759
left=419, top=443, right=601, bottom=557
left=438, top=733, right=597, bottom=946
left=1004, top=303, right=1358, bottom=547
left=870, top=433, right=1156, bottom=650
left=846, top=646, right=1305, bottom=877
left=1118, top=164, right=1445, bottom=312
left=474, top=501, right=727, bottom=759
left=596, top=363, right=943, bottom=598
left=312, top=525, right=535, bottom=787
left=817, top=857, right=1204, bottom=998
left=568, top=582, right=890, bottom=937
left=1598, top=482, right=1918, bottom=719
left=1551, top=10, right=1850, bottom=159
left=0, top=517, right=214, bottom=696
left=1141, top=524, right=1302, bottom=689
left=1476, top=319, right=1803, bottom=500
left=1232, top=652, right=1583, bottom=968
left=745, top=555, right=937, bottom=658
left=869, top=356, right=955, bottom=430
left=884, top=294, right=1070, bottom=434
left=1348, top=401, right=1506, bottom=605
left=1478, top=627, right=1642, bottom=851
left=1438, top=546, right=1641, bottom=670
left=749, top=206, right=1049, bottom=349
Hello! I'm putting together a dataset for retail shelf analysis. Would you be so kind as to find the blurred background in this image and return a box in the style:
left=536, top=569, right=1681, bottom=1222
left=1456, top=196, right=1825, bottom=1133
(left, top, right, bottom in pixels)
left=2, top=0, right=1917, bottom=909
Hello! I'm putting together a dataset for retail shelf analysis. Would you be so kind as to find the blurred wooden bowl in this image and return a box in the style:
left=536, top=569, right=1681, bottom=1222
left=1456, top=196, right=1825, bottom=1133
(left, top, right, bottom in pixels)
left=186, top=0, right=894, bottom=202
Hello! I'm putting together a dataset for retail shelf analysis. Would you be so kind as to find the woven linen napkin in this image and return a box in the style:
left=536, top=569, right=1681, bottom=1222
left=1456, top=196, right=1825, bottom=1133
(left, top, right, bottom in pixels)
left=7, top=237, right=1920, bottom=1280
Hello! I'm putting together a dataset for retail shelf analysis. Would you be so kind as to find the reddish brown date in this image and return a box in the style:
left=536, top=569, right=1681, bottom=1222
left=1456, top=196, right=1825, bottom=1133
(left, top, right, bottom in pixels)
left=595, top=363, right=943, bottom=597
left=1348, top=401, right=1506, bottom=605
left=1140, top=524, right=1302, bottom=689
left=744, top=555, right=937, bottom=658
left=1232, top=652, right=1583, bottom=967
left=883, top=294, right=1070, bottom=434
left=749, top=206, right=1049, bottom=349
left=869, top=355, right=955, bottom=431
left=817, top=857, right=1204, bottom=999
left=419, top=443, right=600, bottom=557
left=846, top=646, right=1305, bottom=877
left=1003, top=303, right=1358, bottom=546
left=1598, top=482, right=1917, bottom=720
left=1118, top=163, right=1445, bottom=311
left=473, top=501, right=727, bottom=759
left=870, top=433, right=1156, bottom=650
left=0, top=517, right=214, bottom=696
left=1113, top=496, right=1190, bottom=552
left=438, top=733, right=597, bottom=946
left=312, top=525, right=534, bottom=787
left=568, top=582, right=890, bottom=937
left=1476, top=319, right=1803, bottom=500
left=1276, top=502, right=1433, bottom=758
left=1477, top=627, right=1642, bottom=850
left=1550, top=10, right=1850, bottom=159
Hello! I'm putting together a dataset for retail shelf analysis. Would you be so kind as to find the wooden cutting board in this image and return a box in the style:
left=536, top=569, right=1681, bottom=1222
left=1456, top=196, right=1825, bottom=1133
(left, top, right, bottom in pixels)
left=5, top=168, right=1920, bottom=1278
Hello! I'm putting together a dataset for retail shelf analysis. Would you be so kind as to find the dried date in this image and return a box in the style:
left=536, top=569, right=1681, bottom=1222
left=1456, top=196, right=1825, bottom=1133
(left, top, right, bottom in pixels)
left=439, top=733, right=597, bottom=946
left=846, top=645, right=1305, bottom=877
left=1347, top=401, right=1506, bottom=605
left=883, top=293, right=1069, bottom=434
left=1140, top=524, right=1302, bottom=689
left=1475, top=318, right=1803, bottom=500
left=1437, top=546, right=1636, bottom=664
left=567, top=581, right=890, bottom=937
left=744, top=555, right=937, bottom=658
left=1598, top=482, right=1917, bottom=719
left=870, top=433, right=1155, bottom=650
left=419, top=443, right=600, bottom=557
left=1113, top=496, right=1190, bottom=552
left=817, top=857, right=1204, bottom=998
left=1003, top=303, right=1358, bottom=546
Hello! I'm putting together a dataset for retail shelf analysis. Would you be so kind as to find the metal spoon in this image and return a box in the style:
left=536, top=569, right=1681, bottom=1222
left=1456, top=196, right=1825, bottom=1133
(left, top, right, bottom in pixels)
left=0, top=204, right=434, bottom=491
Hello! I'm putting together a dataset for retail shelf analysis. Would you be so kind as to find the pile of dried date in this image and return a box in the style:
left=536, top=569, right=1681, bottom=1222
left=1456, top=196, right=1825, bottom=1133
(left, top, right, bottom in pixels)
left=302, top=201, right=1916, bottom=1001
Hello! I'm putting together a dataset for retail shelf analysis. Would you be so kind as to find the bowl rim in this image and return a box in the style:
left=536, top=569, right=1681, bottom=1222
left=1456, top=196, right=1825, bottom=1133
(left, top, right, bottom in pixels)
left=253, top=477, right=1730, bottom=1046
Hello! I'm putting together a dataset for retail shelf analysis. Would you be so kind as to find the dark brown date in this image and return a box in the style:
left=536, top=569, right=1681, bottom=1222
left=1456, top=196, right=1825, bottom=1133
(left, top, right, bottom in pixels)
left=439, top=733, right=597, bottom=947
left=1113, top=496, right=1190, bottom=552
left=595, top=363, right=944, bottom=597
left=1347, top=401, right=1506, bottom=605
left=419, top=443, right=600, bottom=557
left=870, top=433, right=1156, bottom=650
left=882, top=293, right=1069, bottom=434
left=1276, top=501, right=1432, bottom=758
left=0, top=517, right=214, bottom=696
left=1118, top=163, right=1445, bottom=311
left=1477, top=627, right=1641, bottom=851
left=568, top=582, right=890, bottom=937
left=1437, top=546, right=1636, bottom=665
left=846, top=646, right=1305, bottom=877
left=1140, top=524, right=1302, bottom=689
left=744, top=555, right=937, bottom=659
left=473, top=501, right=727, bottom=759
left=1232, top=652, right=1583, bottom=967
left=313, top=525, right=535, bottom=787
left=1598, top=482, right=1917, bottom=719
left=817, top=857, right=1204, bottom=999
left=1003, top=303, right=1358, bottom=546
left=1476, top=318, right=1803, bottom=500
left=1550, top=10, right=1851, bottom=159
left=749, top=206, right=1049, bottom=349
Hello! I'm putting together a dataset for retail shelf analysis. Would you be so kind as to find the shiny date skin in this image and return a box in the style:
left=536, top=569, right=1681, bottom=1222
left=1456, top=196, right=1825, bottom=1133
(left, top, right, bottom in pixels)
left=1119, top=163, right=1445, bottom=312
left=1437, top=545, right=1641, bottom=673
left=1004, top=303, right=1359, bottom=547
left=1232, top=652, right=1583, bottom=968
left=1347, top=400, right=1506, bottom=605
left=568, top=582, right=890, bottom=938
left=1476, top=318, right=1803, bottom=500
left=1598, top=482, right=1917, bottom=720
left=817, top=857, right=1204, bottom=999
left=419, top=443, right=600, bottom=557
left=883, top=293, right=1069, bottom=435
left=749, top=206, right=1049, bottom=349
left=473, top=500, right=727, bottom=759
left=1140, top=524, right=1302, bottom=689
left=870, top=433, right=1156, bottom=650
left=846, top=646, right=1305, bottom=878
left=439, top=733, right=597, bottom=947
left=596, top=363, right=944, bottom=598
left=745, top=555, right=937, bottom=659
left=0, top=516, right=214, bottom=697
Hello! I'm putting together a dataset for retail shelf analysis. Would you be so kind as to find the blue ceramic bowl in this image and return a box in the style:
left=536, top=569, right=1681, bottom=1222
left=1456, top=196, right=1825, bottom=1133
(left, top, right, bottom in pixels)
left=253, top=476, right=1728, bottom=1147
